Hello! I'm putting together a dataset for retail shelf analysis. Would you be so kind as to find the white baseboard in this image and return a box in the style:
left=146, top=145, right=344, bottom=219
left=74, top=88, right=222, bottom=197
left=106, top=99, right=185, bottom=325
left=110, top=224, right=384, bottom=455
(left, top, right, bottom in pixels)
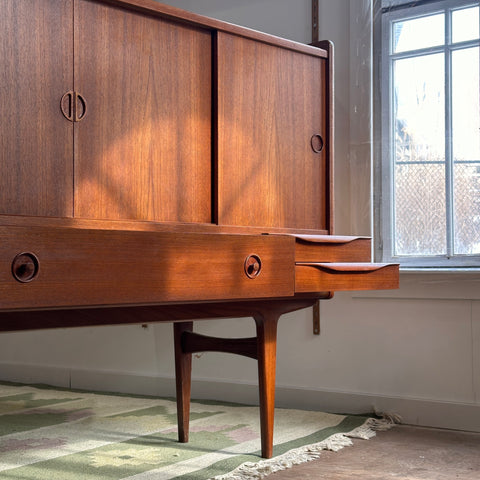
left=1, top=362, right=479, bottom=433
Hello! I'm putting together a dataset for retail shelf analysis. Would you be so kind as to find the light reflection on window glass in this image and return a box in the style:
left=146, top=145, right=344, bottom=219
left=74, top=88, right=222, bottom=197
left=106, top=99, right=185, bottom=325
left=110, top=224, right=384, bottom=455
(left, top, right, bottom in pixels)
left=452, top=47, right=480, bottom=163
left=394, top=54, right=445, bottom=164
left=393, top=13, right=444, bottom=53
left=452, top=6, right=480, bottom=43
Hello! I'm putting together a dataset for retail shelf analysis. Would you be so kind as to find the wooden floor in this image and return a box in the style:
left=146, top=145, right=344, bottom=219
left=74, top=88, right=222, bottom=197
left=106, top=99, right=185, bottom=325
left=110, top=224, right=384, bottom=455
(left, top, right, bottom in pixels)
left=270, top=425, right=480, bottom=479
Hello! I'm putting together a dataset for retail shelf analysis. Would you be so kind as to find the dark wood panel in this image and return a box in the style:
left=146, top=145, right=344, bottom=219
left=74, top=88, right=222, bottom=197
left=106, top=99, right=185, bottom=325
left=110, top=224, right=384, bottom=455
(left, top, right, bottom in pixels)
left=216, top=32, right=328, bottom=231
left=312, top=40, right=335, bottom=234
left=0, top=226, right=295, bottom=310
left=74, top=0, right=212, bottom=223
left=0, top=297, right=318, bottom=331
left=0, top=0, right=74, bottom=217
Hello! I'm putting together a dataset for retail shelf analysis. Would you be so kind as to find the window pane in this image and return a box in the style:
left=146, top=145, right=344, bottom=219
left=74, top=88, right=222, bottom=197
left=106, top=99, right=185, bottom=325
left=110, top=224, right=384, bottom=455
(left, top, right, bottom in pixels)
left=395, top=164, right=446, bottom=255
left=452, top=47, right=480, bottom=163
left=453, top=47, right=480, bottom=255
left=393, top=13, right=444, bottom=53
left=452, top=6, right=480, bottom=44
left=394, top=54, right=445, bottom=161
left=393, top=54, right=445, bottom=256
left=454, top=164, right=480, bottom=254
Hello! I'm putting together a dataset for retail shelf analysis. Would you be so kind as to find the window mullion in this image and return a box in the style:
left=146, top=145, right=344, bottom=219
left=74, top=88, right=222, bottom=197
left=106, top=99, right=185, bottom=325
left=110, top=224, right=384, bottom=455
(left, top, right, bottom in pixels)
left=444, top=9, right=454, bottom=258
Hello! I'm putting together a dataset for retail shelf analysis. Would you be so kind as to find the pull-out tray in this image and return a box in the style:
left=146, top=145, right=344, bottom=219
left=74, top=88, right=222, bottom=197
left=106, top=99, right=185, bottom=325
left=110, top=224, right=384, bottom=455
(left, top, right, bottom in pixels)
left=292, top=235, right=372, bottom=262
left=295, top=262, right=399, bottom=293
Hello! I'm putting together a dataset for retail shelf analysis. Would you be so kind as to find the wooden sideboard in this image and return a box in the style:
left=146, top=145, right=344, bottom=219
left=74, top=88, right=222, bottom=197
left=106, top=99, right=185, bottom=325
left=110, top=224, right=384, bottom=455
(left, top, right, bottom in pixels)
left=0, top=0, right=399, bottom=458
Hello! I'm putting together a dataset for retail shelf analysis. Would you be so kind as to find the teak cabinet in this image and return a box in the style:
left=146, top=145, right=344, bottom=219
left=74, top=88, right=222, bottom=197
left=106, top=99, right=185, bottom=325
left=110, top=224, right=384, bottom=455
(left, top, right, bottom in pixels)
left=0, top=0, right=330, bottom=232
left=0, top=0, right=398, bottom=460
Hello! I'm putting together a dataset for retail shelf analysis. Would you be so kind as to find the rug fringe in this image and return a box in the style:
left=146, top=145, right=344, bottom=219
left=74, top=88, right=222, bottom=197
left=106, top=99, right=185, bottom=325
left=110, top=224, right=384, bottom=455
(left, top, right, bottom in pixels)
left=373, top=410, right=403, bottom=427
left=210, top=417, right=396, bottom=480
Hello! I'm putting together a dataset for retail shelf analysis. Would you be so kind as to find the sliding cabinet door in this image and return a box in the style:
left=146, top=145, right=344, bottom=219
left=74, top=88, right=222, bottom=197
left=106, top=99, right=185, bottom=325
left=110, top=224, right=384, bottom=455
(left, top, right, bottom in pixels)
left=216, top=32, right=328, bottom=231
left=0, top=0, right=74, bottom=217
left=74, top=0, right=212, bottom=223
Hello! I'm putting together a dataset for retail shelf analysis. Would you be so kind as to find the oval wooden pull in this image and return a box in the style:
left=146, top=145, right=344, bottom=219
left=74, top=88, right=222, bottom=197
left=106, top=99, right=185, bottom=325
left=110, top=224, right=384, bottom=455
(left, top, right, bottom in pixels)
left=311, top=134, right=324, bottom=154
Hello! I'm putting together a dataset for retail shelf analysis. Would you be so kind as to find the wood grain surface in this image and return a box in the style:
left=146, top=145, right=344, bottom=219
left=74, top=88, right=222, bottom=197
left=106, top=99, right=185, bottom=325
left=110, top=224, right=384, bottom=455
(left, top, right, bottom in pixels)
left=295, top=263, right=400, bottom=293
left=0, top=225, right=295, bottom=310
left=74, top=0, right=212, bottom=222
left=0, top=0, right=74, bottom=217
left=294, top=235, right=372, bottom=262
left=216, top=32, right=328, bottom=230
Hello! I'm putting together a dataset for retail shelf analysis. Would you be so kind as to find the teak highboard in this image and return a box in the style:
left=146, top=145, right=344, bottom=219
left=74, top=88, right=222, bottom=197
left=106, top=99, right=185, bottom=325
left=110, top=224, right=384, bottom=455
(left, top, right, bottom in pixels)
left=0, top=0, right=399, bottom=459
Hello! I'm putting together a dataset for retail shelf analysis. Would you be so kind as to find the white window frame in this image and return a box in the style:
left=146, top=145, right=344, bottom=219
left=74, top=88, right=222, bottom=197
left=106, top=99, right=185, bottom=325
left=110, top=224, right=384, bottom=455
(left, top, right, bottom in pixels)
left=374, top=0, right=480, bottom=269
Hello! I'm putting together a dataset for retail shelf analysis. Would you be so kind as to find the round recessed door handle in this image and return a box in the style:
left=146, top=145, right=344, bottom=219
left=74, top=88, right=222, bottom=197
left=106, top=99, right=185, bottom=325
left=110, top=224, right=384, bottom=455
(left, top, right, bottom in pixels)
left=311, top=134, right=324, bottom=154
left=60, top=91, right=87, bottom=122
left=244, top=254, right=262, bottom=279
left=11, top=252, right=39, bottom=283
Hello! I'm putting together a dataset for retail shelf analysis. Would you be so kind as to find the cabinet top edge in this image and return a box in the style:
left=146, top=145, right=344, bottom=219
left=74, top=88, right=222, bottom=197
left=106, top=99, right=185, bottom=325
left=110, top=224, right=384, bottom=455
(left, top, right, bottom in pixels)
left=99, top=0, right=328, bottom=58
left=0, top=215, right=330, bottom=236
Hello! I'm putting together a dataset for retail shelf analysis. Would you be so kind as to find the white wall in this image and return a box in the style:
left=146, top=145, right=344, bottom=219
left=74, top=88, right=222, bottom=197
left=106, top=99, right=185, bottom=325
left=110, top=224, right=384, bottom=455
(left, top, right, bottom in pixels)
left=1, top=0, right=479, bottom=433
left=159, top=0, right=311, bottom=44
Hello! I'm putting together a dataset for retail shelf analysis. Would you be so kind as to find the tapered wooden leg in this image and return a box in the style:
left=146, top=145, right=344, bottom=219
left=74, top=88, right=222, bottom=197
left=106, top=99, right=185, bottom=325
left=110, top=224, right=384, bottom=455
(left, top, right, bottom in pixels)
left=174, top=321, right=193, bottom=443
left=254, top=312, right=279, bottom=459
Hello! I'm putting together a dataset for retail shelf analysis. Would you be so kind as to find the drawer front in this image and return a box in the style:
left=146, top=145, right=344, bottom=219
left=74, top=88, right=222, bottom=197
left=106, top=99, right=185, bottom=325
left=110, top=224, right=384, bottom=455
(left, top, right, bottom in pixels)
left=295, top=262, right=399, bottom=293
left=293, top=235, right=372, bottom=262
left=0, top=226, right=295, bottom=310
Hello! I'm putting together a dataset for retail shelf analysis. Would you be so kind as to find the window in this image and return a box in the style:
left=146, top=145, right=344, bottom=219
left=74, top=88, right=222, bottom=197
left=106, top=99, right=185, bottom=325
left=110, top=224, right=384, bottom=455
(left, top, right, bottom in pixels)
left=376, top=0, right=480, bottom=268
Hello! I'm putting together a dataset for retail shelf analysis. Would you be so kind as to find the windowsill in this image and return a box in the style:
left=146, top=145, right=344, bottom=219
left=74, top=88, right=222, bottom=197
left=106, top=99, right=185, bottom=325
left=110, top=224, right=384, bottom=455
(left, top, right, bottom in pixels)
left=352, top=267, right=480, bottom=300
left=400, top=267, right=480, bottom=274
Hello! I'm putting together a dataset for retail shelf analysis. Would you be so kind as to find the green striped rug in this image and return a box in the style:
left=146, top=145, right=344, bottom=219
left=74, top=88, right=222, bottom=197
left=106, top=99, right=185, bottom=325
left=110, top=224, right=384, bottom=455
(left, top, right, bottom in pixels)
left=0, top=382, right=389, bottom=479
